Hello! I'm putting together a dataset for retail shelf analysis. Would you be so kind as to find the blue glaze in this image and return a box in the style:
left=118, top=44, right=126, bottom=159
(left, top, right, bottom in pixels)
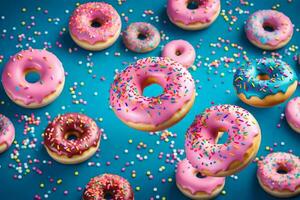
left=233, top=58, right=298, bottom=99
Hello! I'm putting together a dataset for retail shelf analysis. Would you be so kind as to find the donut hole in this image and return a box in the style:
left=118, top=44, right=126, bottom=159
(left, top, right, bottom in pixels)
left=65, top=131, right=81, bottom=141
left=276, top=165, right=289, bottom=174
left=257, top=73, right=270, bottom=81
left=104, top=192, right=113, bottom=199
left=142, top=77, right=164, bottom=97
left=175, top=49, right=182, bottom=56
left=137, top=33, right=147, bottom=40
left=195, top=172, right=206, bottom=179
left=263, top=22, right=275, bottom=32
left=216, top=129, right=229, bottom=144
left=187, top=0, right=203, bottom=10
left=91, top=19, right=102, bottom=28
left=25, top=70, right=41, bottom=84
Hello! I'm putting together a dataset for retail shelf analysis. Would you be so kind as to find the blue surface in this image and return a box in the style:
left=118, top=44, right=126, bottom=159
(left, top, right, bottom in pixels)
left=0, top=0, right=300, bottom=199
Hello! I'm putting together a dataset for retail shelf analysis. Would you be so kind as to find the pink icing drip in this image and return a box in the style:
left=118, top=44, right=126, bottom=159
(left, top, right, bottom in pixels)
left=109, top=57, right=195, bottom=125
left=69, top=2, right=121, bottom=45
left=162, top=39, right=196, bottom=68
left=257, top=152, right=300, bottom=192
left=185, top=104, right=260, bottom=174
left=245, top=10, right=293, bottom=47
left=176, top=159, right=225, bottom=195
left=0, top=114, right=15, bottom=152
left=1, top=49, right=65, bottom=106
left=285, top=97, right=300, bottom=129
left=167, top=0, right=220, bottom=25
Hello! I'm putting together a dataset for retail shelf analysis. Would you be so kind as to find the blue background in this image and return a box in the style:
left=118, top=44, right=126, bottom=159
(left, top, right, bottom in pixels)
left=0, top=0, right=299, bottom=199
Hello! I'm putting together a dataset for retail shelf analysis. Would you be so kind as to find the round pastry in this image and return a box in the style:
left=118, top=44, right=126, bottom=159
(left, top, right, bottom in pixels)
left=257, top=152, right=300, bottom=198
left=162, top=39, right=196, bottom=68
left=122, top=22, right=161, bottom=53
left=286, top=97, right=300, bottom=133
left=44, top=113, right=101, bottom=164
left=83, top=174, right=134, bottom=200
left=233, top=58, right=298, bottom=108
left=176, top=159, right=225, bottom=200
left=1, top=49, right=65, bottom=109
left=69, top=2, right=121, bottom=51
left=110, top=57, right=195, bottom=132
left=245, top=10, right=293, bottom=50
left=167, top=0, right=221, bottom=30
left=185, top=104, right=261, bottom=177
left=0, top=114, right=15, bottom=153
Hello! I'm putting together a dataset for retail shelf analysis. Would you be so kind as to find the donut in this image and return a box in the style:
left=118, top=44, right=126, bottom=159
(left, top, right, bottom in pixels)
left=285, top=97, right=300, bottom=133
left=185, top=104, right=261, bottom=177
left=162, top=40, right=196, bottom=68
left=69, top=2, right=121, bottom=51
left=167, top=0, right=221, bottom=30
left=122, top=22, right=161, bottom=53
left=233, top=57, right=298, bottom=108
left=1, top=49, right=65, bottom=109
left=0, top=114, right=15, bottom=153
left=83, top=174, right=134, bottom=200
left=44, top=113, right=101, bottom=164
left=245, top=10, right=293, bottom=50
left=110, top=57, right=195, bottom=132
left=176, top=159, right=225, bottom=200
left=257, top=152, right=300, bottom=198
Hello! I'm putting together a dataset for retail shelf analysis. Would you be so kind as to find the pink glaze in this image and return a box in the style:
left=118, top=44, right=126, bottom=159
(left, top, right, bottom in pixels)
left=167, top=0, right=220, bottom=25
left=285, top=97, right=300, bottom=130
left=0, top=114, right=15, bottom=153
left=69, top=2, right=121, bottom=45
left=110, top=57, right=195, bottom=126
left=162, top=40, right=196, bottom=68
left=245, top=10, right=293, bottom=47
left=176, top=159, right=225, bottom=195
left=185, top=104, right=260, bottom=175
left=1, top=49, right=65, bottom=106
left=257, top=152, right=300, bottom=192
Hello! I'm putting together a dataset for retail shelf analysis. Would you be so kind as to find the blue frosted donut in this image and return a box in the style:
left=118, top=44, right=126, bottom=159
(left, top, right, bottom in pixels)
left=233, top=57, right=298, bottom=107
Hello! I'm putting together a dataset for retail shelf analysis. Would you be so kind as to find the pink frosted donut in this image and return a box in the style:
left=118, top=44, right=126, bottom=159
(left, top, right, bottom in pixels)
left=1, top=49, right=65, bottom=108
left=167, top=0, right=221, bottom=30
left=0, top=114, right=15, bottom=153
left=69, top=2, right=121, bottom=51
left=110, top=57, right=195, bottom=132
left=257, top=152, right=300, bottom=198
left=176, top=159, right=225, bottom=199
left=185, top=104, right=261, bottom=177
left=162, top=40, right=196, bottom=68
left=122, top=22, right=161, bottom=53
left=285, top=97, right=300, bottom=133
left=245, top=10, right=293, bottom=50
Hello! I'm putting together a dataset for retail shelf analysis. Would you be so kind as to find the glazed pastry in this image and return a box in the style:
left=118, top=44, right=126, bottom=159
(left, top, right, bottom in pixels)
left=110, top=57, right=195, bottom=132
left=83, top=174, right=134, bottom=200
left=0, top=114, right=15, bottom=153
left=176, top=159, right=225, bottom=199
left=233, top=58, right=297, bottom=107
left=285, top=97, right=300, bottom=133
left=44, top=113, right=101, bottom=164
left=185, top=104, right=261, bottom=177
left=257, top=152, right=300, bottom=198
left=167, top=0, right=220, bottom=30
left=162, top=39, right=196, bottom=68
left=122, top=22, right=160, bottom=53
left=245, top=10, right=293, bottom=50
left=69, top=2, right=121, bottom=51
left=1, top=49, right=65, bottom=108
